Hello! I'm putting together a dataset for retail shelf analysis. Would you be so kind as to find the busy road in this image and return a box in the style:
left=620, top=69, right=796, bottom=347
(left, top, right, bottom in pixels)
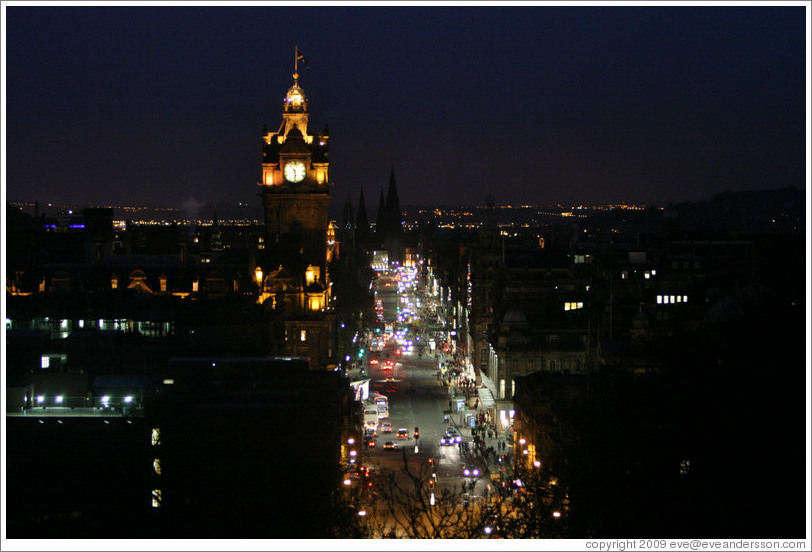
left=356, top=272, right=494, bottom=502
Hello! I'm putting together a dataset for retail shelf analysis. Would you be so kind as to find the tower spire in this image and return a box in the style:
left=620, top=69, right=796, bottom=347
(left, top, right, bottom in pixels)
left=356, top=188, right=370, bottom=245
left=294, top=45, right=307, bottom=81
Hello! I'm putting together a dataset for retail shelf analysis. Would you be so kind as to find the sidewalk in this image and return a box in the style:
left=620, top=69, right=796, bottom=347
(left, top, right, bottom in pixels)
left=445, top=403, right=513, bottom=498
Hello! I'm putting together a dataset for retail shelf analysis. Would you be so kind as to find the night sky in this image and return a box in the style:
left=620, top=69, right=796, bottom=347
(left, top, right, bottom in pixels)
left=3, top=4, right=807, bottom=211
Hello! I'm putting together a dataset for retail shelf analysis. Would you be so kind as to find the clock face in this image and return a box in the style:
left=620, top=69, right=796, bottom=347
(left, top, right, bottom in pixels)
left=284, top=160, right=306, bottom=183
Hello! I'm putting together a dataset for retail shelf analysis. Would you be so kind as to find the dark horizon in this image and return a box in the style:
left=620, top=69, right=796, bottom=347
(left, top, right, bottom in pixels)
left=4, top=5, right=807, bottom=210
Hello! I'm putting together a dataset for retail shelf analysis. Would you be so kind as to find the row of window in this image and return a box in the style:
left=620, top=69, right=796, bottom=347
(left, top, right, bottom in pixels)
left=657, top=295, right=689, bottom=304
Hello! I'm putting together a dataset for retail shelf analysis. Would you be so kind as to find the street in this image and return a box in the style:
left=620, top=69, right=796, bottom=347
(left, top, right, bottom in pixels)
left=359, top=275, right=494, bottom=501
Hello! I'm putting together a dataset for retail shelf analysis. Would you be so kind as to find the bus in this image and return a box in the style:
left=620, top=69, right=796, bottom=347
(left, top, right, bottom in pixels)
left=372, top=393, right=389, bottom=419
left=363, top=406, right=379, bottom=430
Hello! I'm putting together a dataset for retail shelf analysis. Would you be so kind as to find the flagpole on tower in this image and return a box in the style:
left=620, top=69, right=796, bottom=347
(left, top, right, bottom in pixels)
left=294, top=46, right=307, bottom=81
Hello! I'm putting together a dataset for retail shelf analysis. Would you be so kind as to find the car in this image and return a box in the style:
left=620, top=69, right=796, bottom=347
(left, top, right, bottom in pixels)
left=366, top=439, right=376, bottom=448
left=381, top=422, right=393, bottom=433
left=383, top=360, right=394, bottom=369
left=383, top=441, right=397, bottom=450
left=397, top=428, right=409, bottom=439
left=440, top=434, right=455, bottom=446
left=463, top=465, right=481, bottom=477
left=446, top=426, right=458, bottom=436
left=370, top=358, right=379, bottom=365
left=364, top=427, right=377, bottom=438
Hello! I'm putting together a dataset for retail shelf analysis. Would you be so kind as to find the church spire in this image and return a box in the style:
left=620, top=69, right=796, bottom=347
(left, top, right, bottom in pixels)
left=355, top=188, right=370, bottom=245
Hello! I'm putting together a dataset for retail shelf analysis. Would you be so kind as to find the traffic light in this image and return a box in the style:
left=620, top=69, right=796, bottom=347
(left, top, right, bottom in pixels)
left=429, top=478, right=435, bottom=489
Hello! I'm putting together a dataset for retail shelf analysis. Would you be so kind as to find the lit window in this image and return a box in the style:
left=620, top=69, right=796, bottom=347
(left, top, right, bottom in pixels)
left=683, top=295, right=688, bottom=303
left=41, top=356, right=50, bottom=369
left=151, top=428, right=161, bottom=446
left=151, top=489, right=162, bottom=508
left=300, top=330, right=307, bottom=342
left=153, top=458, right=162, bottom=476
left=670, top=295, right=675, bottom=304
left=192, top=280, right=199, bottom=292
left=657, top=295, right=663, bottom=304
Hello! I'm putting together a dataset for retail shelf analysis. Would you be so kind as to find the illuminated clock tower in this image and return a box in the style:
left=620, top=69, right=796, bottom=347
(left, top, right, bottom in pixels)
left=259, top=71, right=331, bottom=284
left=257, top=62, right=335, bottom=369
